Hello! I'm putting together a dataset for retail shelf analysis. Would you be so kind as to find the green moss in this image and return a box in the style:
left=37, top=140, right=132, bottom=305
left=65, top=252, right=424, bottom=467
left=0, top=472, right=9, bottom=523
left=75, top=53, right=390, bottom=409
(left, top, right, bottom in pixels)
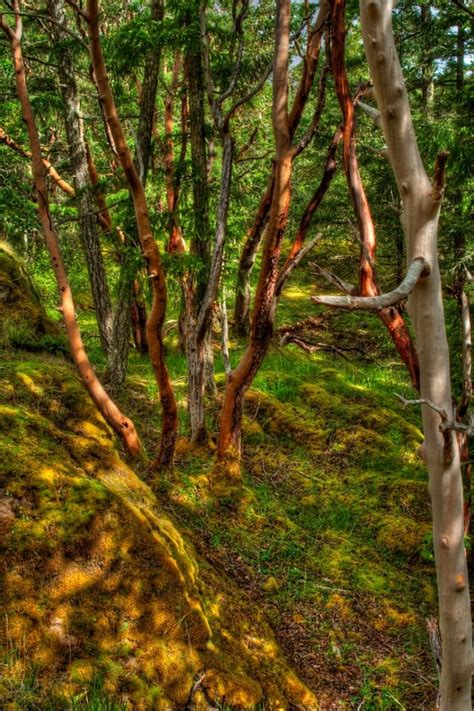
left=0, top=353, right=317, bottom=710
left=0, top=242, right=65, bottom=354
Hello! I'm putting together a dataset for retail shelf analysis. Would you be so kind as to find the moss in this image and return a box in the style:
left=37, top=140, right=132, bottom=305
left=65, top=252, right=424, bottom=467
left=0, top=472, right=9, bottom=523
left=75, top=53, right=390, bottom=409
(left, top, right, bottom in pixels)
left=0, top=354, right=318, bottom=710
left=376, top=514, right=430, bottom=557
left=0, top=243, right=65, bottom=354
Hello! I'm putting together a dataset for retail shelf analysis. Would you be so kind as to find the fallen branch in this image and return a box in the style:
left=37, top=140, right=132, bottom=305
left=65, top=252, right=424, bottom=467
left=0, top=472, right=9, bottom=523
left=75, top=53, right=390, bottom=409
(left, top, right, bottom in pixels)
left=280, top=333, right=369, bottom=361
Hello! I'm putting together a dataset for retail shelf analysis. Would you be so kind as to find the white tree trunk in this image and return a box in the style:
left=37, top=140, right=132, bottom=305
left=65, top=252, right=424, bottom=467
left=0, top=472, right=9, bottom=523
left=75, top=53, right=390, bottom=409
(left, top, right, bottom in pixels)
left=359, top=2, right=472, bottom=709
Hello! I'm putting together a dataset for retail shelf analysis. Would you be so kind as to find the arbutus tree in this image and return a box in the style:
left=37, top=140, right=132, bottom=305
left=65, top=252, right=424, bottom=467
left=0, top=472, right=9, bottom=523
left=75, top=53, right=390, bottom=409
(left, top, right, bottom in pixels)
left=76, top=0, right=178, bottom=470
left=232, top=0, right=330, bottom=338
left=47, top=0, right=133, bottom=394
left=329, top=0, right=420, bottom=390
left=313, top=2, right=472, bottom=707
left=217, top=0, right=331, bottom=470
left=0, top=1, right=140, bottom=456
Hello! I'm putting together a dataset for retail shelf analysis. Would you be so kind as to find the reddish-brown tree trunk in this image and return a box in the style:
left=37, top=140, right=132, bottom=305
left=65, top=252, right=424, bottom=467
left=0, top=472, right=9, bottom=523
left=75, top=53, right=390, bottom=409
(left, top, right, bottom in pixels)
left=218, top=0, right=293, bottom=465
left=233, top=0, right=330, bottom=336
left=331, top=0, right=419, bottom=390
left=0, top=126, right=75, bottom=196
left=86, top=0, right=177, bottom=469
left=1, top=7, right=140, bottom=455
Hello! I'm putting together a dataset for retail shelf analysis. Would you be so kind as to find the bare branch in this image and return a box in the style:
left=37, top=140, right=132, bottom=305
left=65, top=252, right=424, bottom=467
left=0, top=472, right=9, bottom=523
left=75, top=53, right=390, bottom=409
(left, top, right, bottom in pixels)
left=311, top=257, right=429, bottom=311
left=224, top=4, right=317, bottom=123
left=396, top=394, right=449, bottom=422
left=218, top=0, right=249, bottom=104
left=292, top=63, right=329, bottom=158
left=225, top=61, right=272, bottom=122
left=396, top=394, right=474, bottom=437
left=357, top=100, right=382, bottom=129
left=450, top=0, right=474, bottom=19
left=65, top=0, right=90, bottom=22
left=313, top=264, right=357, bottom=295
left=280, top=334, right=370, bottom=361
left=275, top=233, right=322, bottom=296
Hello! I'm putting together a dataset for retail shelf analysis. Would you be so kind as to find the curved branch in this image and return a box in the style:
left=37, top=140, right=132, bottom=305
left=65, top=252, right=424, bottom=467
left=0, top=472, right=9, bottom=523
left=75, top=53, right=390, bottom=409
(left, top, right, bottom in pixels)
left=311, top=257, right=429, bottom=311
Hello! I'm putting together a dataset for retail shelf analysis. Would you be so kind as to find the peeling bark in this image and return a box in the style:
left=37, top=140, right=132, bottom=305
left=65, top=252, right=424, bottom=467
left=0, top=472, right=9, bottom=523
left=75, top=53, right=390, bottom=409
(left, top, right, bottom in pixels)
left=233, top=0, right=330, bottom=336
left=0, top=4, right=140, bottom=455
left=331, top=0, right=419, bottom=390
left=218, top=0, right=293, bottom=464
left=85, top=0, right=177, bottom=469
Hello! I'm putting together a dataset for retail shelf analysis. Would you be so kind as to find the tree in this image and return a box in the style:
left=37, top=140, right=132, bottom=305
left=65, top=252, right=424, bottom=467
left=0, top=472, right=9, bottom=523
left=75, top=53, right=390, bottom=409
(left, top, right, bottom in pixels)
left=83, top=0, right=178, bottom=469
left=0, top=0, right=140, bottom=455
left=313, top=1, right=472, bottom=706
left=47, top=0, right=132, bottom=393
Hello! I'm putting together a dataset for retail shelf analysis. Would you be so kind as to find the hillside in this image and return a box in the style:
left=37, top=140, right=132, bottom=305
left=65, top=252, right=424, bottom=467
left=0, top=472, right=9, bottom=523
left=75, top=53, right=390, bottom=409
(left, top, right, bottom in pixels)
left=0, top=246, right=441, bottom=710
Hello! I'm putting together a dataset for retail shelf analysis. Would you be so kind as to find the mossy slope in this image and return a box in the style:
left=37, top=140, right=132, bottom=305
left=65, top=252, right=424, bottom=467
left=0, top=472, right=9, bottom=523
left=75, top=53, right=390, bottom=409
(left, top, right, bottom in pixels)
left=0, top=241, right=64, bottom=353
left=0, top=355, right=316, bottom=710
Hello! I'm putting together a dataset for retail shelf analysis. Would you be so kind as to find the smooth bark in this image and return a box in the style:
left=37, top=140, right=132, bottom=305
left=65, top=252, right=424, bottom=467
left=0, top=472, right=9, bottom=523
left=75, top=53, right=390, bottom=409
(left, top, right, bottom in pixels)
left=233, top=0, right=330, bottom=336
left=331, top=0, right=419, bottom=389
left=0, top=4, right=140, bottom=455
left=86, top=0, right=177, bottom=469
left=218, top=0, right=293, bottom=463
left=360, top=2, right=472, bottom=707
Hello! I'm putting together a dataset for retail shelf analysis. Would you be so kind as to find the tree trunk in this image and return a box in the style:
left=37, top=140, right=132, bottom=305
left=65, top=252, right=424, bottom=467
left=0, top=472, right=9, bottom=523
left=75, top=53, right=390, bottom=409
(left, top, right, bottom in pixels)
left=360, top=2, right=472, bottom=707
left=218, top=0, right=293, bottom=465
left=232, top=0, right=330, bottom=336
left=136, top=0, right=163, bottom=182
left=47, top=0, right=133, bottom=389
left=331, top=0, right=419, bottom=390
left=183, top=5, right=214, bottom=441
left=86, top=0, right=177, bottom=469
left=1, top=8, right=140, bottom=456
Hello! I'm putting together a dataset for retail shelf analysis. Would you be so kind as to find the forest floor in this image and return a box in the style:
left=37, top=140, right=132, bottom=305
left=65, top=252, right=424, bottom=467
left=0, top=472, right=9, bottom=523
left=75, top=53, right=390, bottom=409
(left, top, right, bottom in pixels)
left=0, top=250, right=447, bottom=710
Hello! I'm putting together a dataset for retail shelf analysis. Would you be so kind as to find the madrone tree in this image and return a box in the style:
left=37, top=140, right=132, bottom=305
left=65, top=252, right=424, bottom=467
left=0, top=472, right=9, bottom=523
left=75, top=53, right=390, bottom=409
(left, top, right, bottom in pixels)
left=313, top=2, right=472, bottom=707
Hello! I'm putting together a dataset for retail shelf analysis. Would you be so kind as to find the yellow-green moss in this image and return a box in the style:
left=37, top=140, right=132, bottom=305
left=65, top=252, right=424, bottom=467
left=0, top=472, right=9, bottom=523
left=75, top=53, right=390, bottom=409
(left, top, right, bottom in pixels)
left=0, top=355, right=317, bottom=710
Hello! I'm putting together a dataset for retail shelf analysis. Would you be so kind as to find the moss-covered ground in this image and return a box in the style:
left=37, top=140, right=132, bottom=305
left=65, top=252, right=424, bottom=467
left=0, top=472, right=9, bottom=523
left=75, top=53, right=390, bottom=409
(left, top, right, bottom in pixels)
left=0, top=245, right=446, bottom=709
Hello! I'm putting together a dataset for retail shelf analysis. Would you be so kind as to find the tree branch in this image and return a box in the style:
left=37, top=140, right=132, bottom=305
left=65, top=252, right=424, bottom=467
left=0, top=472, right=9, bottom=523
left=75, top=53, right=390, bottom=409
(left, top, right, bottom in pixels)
left=432, top=150, right=449, bottom=203
left=396, top=394, right=474, bottom=437
left=275, top=233, right=322, bottom=297
left=311, top=256, right=429, bottom=311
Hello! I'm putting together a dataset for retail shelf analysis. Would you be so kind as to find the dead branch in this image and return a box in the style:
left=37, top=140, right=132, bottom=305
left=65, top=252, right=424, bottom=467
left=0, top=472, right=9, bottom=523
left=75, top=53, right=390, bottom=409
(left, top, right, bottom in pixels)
left=396, top=394, right=474, bottom=437
left=311, top=257, right=429, bottom=311
left=312, top=264, right=357, bottom=295
left=280, top=334, right=370, bottom=361
left=275, top=233, right=322, bottom=297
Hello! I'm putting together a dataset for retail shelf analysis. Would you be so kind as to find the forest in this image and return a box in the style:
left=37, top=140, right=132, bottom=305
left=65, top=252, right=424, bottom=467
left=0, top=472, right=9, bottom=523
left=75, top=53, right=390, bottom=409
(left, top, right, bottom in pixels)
left=0, top=0, right=472, bottom=709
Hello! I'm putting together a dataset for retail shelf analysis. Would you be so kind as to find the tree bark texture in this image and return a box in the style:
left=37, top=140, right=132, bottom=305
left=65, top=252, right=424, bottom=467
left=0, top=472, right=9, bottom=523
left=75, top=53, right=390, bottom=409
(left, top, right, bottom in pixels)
left=360, top=2, right=472, bottom=708
left=48, top=0, right=118, bottom=361
left=1, top=5, right=140, bottom=455
left=233, top=0, right=330, bottom=336
left=218, top=0, right=293, bottom=464
left=136, top=0, right=164, bottom=182
left=331, top=0, right=419, bottom=390
left=86, top=0, right=177, bottom=469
